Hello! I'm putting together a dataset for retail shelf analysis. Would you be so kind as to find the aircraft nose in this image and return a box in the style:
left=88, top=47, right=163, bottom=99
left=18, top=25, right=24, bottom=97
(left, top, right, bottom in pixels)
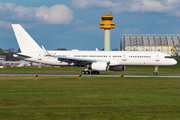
left=172, top=59, right=177, bottom=65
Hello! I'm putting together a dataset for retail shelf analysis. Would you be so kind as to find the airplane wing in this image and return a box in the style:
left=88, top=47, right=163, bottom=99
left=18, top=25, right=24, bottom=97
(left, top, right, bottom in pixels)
left=57, top=57, right=95, bottom=66
left=58, top=57, right=110, bottom=66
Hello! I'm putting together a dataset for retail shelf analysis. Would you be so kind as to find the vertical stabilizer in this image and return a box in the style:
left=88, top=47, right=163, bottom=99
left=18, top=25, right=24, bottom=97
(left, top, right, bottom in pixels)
left=12, top=24, right=42, bottom=53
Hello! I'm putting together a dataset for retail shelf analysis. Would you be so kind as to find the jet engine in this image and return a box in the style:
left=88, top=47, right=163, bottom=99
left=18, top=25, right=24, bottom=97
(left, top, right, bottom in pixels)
left=109, top=65, right=125, bottom=71
left=91, top=62, right=109, bottom=71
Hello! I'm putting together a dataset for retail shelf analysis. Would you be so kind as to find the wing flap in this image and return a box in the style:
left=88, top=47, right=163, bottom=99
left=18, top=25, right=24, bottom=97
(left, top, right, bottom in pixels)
left=58, top=57, right=94, bottom=66
left=58, top=57, right=110, bottom=66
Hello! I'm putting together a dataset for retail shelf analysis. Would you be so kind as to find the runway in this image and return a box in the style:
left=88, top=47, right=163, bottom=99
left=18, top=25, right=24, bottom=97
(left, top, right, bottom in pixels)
left=0, top=73, right=180, bottom=77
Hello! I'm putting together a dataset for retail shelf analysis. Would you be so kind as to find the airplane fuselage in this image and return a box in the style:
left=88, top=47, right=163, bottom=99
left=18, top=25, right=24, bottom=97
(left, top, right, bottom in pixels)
left=16, top=51, right=177, bottom=67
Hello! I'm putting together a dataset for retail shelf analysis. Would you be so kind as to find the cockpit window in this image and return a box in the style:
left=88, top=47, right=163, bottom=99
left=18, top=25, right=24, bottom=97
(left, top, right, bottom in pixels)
left=165, top=56, right=172, bottom=59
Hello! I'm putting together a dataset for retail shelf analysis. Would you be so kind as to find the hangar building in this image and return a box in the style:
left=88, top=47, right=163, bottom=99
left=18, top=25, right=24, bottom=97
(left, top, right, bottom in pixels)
left=120, top=34, right=180, bottom=56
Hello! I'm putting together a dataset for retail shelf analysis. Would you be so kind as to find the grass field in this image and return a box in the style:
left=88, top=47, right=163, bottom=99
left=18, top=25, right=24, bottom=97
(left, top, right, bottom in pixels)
left=0, top=59, right=179, bottom=119
left=0, top=76, right=180, bottom=119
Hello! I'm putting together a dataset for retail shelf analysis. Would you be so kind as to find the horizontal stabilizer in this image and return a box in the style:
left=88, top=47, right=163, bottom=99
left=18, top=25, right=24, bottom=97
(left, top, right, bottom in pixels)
left=13, top=53, right=32, bottom=58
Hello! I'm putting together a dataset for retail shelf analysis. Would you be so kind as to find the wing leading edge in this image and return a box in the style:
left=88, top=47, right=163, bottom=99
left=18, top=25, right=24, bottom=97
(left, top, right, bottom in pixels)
left=58, top=57, right=95, bottom=66
left=57, top=57, right=110, bottom=66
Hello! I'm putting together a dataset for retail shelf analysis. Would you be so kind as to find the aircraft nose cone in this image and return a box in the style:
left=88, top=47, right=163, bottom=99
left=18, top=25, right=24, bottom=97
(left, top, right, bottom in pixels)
left=172, top=59, right=177, bottom=65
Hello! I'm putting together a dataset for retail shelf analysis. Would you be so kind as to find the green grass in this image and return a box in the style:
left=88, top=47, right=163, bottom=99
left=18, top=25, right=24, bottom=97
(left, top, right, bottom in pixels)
left=0, top=59, right=179, bottom=119
left=0, top=66, right=84, bottom=74
left=0, top=76, right=180, bottom=119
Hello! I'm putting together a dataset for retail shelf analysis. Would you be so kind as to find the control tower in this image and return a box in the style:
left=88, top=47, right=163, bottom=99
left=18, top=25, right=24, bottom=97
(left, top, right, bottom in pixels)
left=100, top=8, right=115, bottom=51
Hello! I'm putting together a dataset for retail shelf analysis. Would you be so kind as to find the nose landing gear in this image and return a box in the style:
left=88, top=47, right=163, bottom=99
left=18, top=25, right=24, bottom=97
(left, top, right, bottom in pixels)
left=153, top=66, right=159, bottom=75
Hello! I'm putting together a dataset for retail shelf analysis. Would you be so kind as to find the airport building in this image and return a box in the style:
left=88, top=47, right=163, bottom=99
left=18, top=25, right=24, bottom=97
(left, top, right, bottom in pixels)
left=120, top=34, right=180, bottom=56
left=0, top=55, right=6, bottom=66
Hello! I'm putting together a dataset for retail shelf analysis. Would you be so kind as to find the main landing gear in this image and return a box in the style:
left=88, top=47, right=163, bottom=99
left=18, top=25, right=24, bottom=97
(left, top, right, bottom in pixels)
left=81, top=71, right=90, bottom=74
left=81, top=64, right=100, bottom=75
left=153, top=66, right=159, bottom=75
left=81, top=71, right=99, bottom=75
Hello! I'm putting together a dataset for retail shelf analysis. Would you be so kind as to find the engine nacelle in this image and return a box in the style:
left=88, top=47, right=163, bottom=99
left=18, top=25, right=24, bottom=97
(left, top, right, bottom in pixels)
left=91, top=62, right=109, bottom=71
left=109, top=65, right=125, bottom=71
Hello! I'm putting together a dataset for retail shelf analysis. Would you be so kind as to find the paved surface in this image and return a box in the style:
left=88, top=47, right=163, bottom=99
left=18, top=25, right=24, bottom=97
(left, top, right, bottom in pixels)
left=0, top=73, right=180, bottom=77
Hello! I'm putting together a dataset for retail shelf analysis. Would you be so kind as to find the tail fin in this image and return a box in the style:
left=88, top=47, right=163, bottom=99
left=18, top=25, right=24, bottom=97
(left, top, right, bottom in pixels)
left=12, top=24, right=42, bottom=53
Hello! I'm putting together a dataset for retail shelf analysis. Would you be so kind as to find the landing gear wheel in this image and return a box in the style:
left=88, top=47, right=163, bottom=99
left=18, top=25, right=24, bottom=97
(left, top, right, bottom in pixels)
left=85, top=71, right=90, bottom=74
left=81, top=71, right=90, bottom=74
left=95, top=71, right=99, bottom=74
left=153, top=72, right=157, bottom=75
left=91, top=71, right=99, bottom=75
left=81, top=71, right=85, bottom=74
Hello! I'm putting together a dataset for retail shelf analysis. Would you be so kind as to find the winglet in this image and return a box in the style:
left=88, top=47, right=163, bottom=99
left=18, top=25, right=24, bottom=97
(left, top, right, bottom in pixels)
left=42, top=46, right=50, bottom=56
left=96, top=48, right=98, bottom=51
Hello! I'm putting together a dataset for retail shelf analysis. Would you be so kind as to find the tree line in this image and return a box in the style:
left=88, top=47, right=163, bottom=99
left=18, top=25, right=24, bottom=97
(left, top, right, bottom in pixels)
left=0, top=48, right=20, bottom=61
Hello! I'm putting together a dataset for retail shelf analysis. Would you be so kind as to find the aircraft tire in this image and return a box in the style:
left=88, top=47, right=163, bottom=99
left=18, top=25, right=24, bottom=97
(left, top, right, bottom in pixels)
left=82, top=71, right=90, bottom=74
left=91, top=71, right=94, bottom=74
left=153, top=72, right=157, bottom=75
left=85, top=71, right=90, bottom=74
left=91, top=71, right=99, bottom=75
left=95, top=71, right=99, bottom=74
left=81, top=71, right=85, bottom=74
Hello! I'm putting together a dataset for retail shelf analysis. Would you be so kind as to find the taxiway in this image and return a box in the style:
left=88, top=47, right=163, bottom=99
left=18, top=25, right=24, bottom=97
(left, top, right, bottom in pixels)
left=0, top=74, right=180, bottom=77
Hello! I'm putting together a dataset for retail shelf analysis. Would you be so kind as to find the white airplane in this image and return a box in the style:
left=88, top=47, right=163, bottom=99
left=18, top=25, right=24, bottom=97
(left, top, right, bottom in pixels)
left=12, top=24, right=177, bottom=75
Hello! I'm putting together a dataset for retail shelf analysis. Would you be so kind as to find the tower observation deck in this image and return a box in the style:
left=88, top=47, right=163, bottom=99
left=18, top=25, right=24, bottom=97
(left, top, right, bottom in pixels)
left=100, top=8, right=115, bottom=51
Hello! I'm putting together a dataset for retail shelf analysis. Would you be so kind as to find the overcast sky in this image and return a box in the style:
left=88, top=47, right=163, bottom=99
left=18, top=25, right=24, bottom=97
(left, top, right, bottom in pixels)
left=1, top=0, right=180, bottom=51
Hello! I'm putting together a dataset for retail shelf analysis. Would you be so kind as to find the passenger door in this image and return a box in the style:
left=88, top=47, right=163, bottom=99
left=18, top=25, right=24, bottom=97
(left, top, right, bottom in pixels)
left=122, top=53, right=127, bottom=61
left=38, top=54, right=42, bottom=60
left=155, top=54, right=160, bottom=61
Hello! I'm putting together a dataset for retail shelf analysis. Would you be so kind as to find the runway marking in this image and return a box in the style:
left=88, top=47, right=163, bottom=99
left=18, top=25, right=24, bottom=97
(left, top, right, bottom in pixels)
left=0, top=74, right=180, bottom=77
